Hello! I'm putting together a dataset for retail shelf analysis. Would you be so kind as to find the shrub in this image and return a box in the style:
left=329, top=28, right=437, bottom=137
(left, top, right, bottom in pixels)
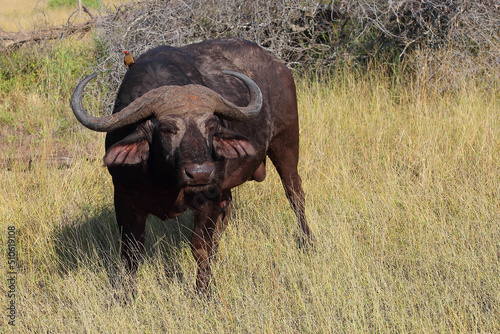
left=88, top=0, right=499, bottom=112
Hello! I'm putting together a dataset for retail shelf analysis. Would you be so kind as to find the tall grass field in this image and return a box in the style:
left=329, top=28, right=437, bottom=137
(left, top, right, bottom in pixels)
left=1, top=38, right=499, bottom=332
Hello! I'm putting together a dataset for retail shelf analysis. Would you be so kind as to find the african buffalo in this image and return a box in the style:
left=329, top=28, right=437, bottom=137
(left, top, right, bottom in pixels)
left=71, top=38, right=313, bottom=291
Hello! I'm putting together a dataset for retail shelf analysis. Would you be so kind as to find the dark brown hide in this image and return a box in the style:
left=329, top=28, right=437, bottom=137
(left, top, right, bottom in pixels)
left=71, top=38, right=313, bottom=292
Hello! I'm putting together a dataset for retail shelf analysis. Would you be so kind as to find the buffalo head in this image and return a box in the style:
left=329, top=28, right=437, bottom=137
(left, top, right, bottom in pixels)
left=71, top=71, right=263, bottom=192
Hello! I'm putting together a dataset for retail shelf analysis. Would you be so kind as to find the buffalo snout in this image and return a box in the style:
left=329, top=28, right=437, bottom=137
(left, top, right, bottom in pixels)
left=183, top=163, right=215, bottom=185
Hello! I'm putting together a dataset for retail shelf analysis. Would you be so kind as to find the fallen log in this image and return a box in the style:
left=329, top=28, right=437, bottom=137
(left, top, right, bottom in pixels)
left=0, top=20, right=94, bottom=50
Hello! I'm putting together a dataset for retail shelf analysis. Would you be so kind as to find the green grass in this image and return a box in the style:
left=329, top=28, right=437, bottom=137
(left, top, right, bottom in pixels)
left=1, top=41, right=499, bottom=332
left=46, top=0, right=103, bottom=9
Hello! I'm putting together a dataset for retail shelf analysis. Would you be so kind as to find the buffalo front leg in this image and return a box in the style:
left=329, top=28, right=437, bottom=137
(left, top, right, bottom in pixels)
left=213, top=190, right=232, bottom=256
left=114, top=191, right=147, bottom=274
left=268, top=141, right=314, bottom=246
left=190, top=193, right=231, bottom=292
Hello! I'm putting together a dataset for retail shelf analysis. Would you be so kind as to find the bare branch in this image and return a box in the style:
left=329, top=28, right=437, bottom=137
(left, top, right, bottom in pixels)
left=0, top=21, right=94, bottom=50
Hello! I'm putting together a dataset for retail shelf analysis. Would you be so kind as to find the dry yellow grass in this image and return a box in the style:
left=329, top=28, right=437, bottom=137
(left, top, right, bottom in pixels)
left=0, top=0, right=127, bottom=31
left=0, top=39, right=499, bottom=332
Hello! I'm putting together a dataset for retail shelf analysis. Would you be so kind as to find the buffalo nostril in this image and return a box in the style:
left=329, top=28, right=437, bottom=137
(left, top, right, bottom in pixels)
left=183, top=163, right=215, bottom=184
left=184, top=168, right=194, bottom=180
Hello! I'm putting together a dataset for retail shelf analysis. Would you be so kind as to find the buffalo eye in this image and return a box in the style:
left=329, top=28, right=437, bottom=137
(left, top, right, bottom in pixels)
left=206, top=121, right=219, bottom=135
left=159, top=123, right=178, bottom=136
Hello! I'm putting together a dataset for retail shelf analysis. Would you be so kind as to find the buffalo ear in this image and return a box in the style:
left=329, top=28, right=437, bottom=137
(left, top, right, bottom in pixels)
left=103, top=122, right=153, bottom=167
left=213, top=127, right=257, bottom=159
left=104, top=140, right=149, bottom=167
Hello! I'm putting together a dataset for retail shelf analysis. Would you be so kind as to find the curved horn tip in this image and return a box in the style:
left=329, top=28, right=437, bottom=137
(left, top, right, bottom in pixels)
left=71, top=73, right=99, bottom=103
left=71, top=73, right=98, bottom=114
left=80, top=72, right=99, bottom=84
left=212, top=70, right=263, bottom=121
left=221, top=70, right=263, bottom=107
left=71, top=72, right=109, bottom=132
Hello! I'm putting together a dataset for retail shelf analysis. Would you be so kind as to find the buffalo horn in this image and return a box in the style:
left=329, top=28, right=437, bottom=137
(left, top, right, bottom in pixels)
left=71, top=71, right=263, bottom=132
left=71, top=73, right=161, bottom=132
left=212, top=71, right=263, bottom=122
